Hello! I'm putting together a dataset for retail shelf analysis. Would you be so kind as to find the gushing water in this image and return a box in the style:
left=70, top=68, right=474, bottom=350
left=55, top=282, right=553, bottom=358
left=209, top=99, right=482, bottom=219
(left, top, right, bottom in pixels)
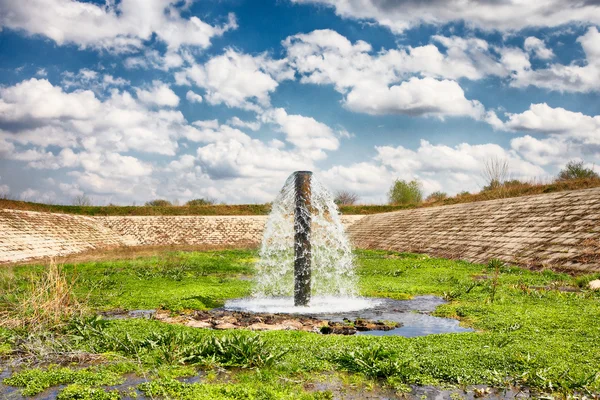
left=226, top=172, right=377, bottom=314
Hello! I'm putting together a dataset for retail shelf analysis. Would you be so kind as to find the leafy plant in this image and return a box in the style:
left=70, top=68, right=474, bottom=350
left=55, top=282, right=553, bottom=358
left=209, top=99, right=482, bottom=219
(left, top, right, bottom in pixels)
left=186, top=198, right=215, bottom=206
left=425, top=191, right=447, bottom=203
left=388, top=179, right=423, bottom=205
left=144, top=199, right=173, bottom=206
left=557, top=160, right=599, bottom=181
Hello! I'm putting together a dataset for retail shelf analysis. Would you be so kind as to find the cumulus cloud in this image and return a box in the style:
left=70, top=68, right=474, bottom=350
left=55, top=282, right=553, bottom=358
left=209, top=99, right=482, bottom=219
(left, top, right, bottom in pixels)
left=284, top=30, right=498, bottom=119
left=260, top=108, right=342, bottom=160
left=524, top=37, right=554, bottom=60
left=185, top=90, right=203, bottom=104
left=0, top=78, right=186, bottom=155
left=175, top=49, right=294, bottom=111
left=290, top=0, right=600, bottom=33
left=503, top=103, right=600, bottom=145
left=487, top=103, right=600, bottom=167
left=345, top=77, right=486, bottom=118
left=320, top=139, right=546, bottom=203
left=509, top=27, right=600, bottom=92
left=0, top=0, right=237, bottom=53
left=227, top=116, right=260, bottom=131
left=135, top=81, right=180, bottom=107
left=62, top=69, right=130, bottom=93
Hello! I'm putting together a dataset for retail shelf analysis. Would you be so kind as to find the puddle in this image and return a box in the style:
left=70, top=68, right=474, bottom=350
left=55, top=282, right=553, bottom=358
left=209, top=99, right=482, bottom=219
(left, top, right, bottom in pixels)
left=103, top=295, right=473, bottom=337
left=302, top=296, right=473, bottom=337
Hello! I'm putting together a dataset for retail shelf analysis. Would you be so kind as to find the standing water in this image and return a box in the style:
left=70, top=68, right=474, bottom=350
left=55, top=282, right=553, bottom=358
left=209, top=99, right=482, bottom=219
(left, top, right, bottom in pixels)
left=225, top=171, right=377, bottom=313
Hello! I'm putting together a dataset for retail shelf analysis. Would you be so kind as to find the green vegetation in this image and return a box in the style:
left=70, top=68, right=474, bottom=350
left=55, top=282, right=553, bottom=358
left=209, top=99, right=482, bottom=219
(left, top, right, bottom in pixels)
left=145, top=199, right=174, bottom=207
left=1, top=249, right=600, bottom=398
left=424, top=191, right=447, bottom=203
left=557, top=160, right=600, bottom=181
left=388, top=179, right=423, bottom=205
left=186, top=198, right=215, bottom=206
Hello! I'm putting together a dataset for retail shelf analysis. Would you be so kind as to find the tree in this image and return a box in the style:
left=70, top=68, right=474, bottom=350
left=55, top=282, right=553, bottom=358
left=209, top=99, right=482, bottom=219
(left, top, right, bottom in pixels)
left=72, top=194, right=92, bottom=206
left=145, top=199, right=172, bottom=207
left=334, top=190, right=359, bottom=205
left=557, top=161, right=599, bottom=181
left=425, top=191, right=447, bottom=203
left=186, top=198, right=215, bottom=206
left=388, top=179, right=423, bottom=205
left=482, top=157, right=509, bottom=191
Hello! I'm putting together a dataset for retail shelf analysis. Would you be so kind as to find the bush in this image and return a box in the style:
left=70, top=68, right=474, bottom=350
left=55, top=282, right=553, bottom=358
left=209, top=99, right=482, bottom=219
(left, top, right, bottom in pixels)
left=388, top=179, right=422, bottom=205
left=557, top=161, right=599, bottom=181
left=481, top=157, right=509, bottom=191
left=425, top=191, right=447, bottom=203
left=145, top=199, right=172, bottom=207
left=186, top=198, right=214, bottom=206
left=72, top=194, right=92, bottom=206
left=334, top=190, right=359, bottom=205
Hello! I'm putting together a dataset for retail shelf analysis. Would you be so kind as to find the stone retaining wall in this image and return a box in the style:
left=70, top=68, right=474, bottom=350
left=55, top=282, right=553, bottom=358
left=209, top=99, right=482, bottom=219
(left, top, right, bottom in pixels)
left=2, top=188, right=599, bottom=271
left=0, top=211, right=364, bottom=264
left=347, top=187, right=600, bottom=272
left=0, top=210, right=127, bottom=264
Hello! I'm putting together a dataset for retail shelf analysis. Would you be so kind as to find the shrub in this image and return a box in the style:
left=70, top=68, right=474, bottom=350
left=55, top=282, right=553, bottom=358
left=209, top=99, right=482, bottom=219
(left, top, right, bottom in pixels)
left=481, top=157, right=509, bottom=191
left=334, top=190, right=359, bottom=205
left=186, top=198, right=214, bottom=206
left=72, top=194, right=92, bottom=206
left=425, top=191, right=447, bottom=203
left=557, top=161, right=599, bottom=181
left=145, top=199, right=172, bottom=207
left=388, top=179, right=422, bottom=205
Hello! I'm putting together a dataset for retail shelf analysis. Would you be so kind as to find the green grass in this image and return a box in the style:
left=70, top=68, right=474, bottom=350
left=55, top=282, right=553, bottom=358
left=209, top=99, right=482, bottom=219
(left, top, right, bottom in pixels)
left=1, top=249, right=600, bottom=398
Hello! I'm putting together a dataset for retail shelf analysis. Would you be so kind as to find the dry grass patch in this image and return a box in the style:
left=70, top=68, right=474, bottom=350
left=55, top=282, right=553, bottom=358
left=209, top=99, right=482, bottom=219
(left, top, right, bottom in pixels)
left=0, top=260, right=83, bottom=330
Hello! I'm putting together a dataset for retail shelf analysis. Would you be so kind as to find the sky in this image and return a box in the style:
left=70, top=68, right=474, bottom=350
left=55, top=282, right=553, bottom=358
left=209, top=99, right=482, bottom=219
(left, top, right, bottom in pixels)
left=0, top=0, right=599, bottom=205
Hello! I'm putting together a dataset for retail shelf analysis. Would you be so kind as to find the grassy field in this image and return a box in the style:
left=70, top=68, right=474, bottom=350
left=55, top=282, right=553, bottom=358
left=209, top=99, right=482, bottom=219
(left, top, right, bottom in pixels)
left=1, top=249, right=599, bottom=399
left=2, top=177, right=599, bottom=216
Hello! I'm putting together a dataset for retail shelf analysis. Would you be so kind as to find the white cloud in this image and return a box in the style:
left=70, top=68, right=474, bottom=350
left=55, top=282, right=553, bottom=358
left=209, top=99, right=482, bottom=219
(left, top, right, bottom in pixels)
left=0, top=77, right=187, bottom=156
left=509, top=27, right=600, bottom=92
left=196, top=137, right=312, bottom=180
left=284, top=30, right=497, bottom=119
left=20, top=188, right=56, bottom=203
left=124, top=49, right=185, bottom=71
left=291, top=0, right=600, bottom=33
left=135, top=81, right=180, bottom=107
left=261, top=108, right=342, bottom=160
left=321, top=139, right=546, bottom=203
left=62, top=69, right=130, bottom=93
left=345, top=77, right=486, bottom=118
left=227, top=116, right=260, bottom=131
left=0, top=0, right=237, bottom=53
left=175, top=49, right=294, bottom=111
left=502, top=103, right=600, bottom=145
left=0, top=78, right=101, bottom=122
left=524, top=37, right=554, bottom=60
left=186, top=90, right=203, bottom=104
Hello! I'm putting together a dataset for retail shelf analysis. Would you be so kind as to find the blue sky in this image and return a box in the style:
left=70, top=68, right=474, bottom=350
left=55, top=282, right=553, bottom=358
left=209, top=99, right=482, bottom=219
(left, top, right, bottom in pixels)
left=0, top=0, right=599, bottom=205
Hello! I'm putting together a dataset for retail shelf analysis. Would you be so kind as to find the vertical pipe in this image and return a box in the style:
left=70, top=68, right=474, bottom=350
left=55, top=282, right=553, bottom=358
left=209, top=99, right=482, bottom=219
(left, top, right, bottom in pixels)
left=294, top=171, right=312, bottom=306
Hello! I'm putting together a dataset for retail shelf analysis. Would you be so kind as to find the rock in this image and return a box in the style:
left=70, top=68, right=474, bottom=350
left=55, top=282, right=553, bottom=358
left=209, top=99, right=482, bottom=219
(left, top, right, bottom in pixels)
left=589, top=279, right=600, bottom=290
left=215, top=316, right=238, bottom=325
left=281, top=319, right=303, bottom=330
left=248, top=323, right=286, bottom=331
left=214, top=323, right=237, bottom=330
left=186, top=320, right=212, bottom=328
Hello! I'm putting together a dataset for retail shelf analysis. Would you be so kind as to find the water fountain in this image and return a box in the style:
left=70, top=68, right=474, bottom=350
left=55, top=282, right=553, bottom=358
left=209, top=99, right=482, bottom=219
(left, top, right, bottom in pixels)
left=224, top=171, right=473, bottom=337
left=226, top=170, right=375, bottom=313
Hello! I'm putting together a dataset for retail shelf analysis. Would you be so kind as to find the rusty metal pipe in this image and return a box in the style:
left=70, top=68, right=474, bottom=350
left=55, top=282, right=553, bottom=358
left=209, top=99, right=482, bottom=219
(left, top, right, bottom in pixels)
left=294, top=171, right=312, bottom=306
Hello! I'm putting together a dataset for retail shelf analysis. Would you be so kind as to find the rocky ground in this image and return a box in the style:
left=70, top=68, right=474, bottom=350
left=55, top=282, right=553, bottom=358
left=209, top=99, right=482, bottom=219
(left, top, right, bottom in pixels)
left=104, top=309, right=401, bottom=335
